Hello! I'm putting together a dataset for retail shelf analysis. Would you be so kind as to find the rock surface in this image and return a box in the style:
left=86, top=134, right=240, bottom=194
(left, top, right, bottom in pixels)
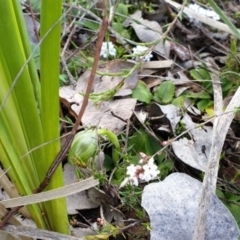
left=142, top=173, right=239, bottom=240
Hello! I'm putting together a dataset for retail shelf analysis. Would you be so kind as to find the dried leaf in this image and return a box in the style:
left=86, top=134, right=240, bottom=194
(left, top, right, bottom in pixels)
left=0, top=178, right=98, bottom=208
left=124, top=10, right=171, bottom=57
left=172, top=114, right=212, bottom=171
left=60, top=61, right=137, bottom=134
left=64, top=164, right=99, bottom=215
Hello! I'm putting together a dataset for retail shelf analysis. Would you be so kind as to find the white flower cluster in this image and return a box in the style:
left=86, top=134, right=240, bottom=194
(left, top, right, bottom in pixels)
left=100, top=42, right=117, bottom=58
left=188, top=3, right=220, bottom=21
left=132, top=45, right=153, bottom=62
left=122, top=157, right=160, bottom=187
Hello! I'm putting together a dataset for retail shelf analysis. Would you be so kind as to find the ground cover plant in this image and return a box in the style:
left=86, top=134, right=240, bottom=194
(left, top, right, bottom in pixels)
left=0, top=0, right=240, bottom=239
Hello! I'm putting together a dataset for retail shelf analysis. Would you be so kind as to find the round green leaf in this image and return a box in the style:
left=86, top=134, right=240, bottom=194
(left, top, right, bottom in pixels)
left=154, top=81, right=175, bottom=103
left=132, top=81, right=153, bottom=104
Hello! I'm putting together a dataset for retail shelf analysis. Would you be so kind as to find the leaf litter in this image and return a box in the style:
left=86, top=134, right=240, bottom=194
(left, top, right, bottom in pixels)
left=60, top=60, right=138, bottom=134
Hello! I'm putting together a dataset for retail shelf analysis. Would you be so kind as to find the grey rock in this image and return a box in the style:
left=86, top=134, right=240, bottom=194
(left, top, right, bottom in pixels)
left=142, top=173, right=239, bottom=240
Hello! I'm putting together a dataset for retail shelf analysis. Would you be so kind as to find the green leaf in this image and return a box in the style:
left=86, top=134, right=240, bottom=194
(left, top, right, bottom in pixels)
left=197, top=99, right=213, bottom=111
left=115, top=3, right=131, bottom=24
left=112, top=168, right=126, bottom=184
left=40, top=0, right=69, bottom=233
left=159, top=160, right=174, bottom=179
left=112, top=22, right=130, bottom=39
left=154, top=81, right=175, bottom=103
left=190, top=68, right=211, bottom=80
left=116, top=3, right=130, bottom=16
left=83, top=20, right=100, bottom=31
left=172, top=96, right=185, bottom=108
left=128, top=128, right=161, bottom=157
left=30, top=0, right=41, bottom=12
left=103, top=154, right=115, bottom=171
left=221, top=77, right=233, bottom=95
left=132, top=81, right=152, bottom=103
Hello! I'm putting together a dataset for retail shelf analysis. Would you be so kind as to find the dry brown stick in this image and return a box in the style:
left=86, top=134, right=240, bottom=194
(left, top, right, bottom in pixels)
left=0, top=0, right=108, bottom=228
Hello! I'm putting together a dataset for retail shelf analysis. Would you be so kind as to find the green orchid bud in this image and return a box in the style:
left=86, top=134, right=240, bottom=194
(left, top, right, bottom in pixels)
left=98, top=129, right=120, bottom=165
left=68, top=129, right=98, bottom=168
left=68, top=128, right=121, bottom=168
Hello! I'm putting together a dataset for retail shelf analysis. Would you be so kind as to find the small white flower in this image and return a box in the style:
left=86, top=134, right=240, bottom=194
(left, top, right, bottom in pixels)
left=129, top=176, right=139, bottom=186
left=143, top=158, right=160, bottom=180
left=121, top=156, right=160, bottom=187
left=126, top=164, right=137, bottom=177
left=138, top=173, right=145, bottom=180
left=100, top=42, right=117, bottom=58
left=142, top=172, right=152, bottom=182
left=147, top=157, right=154, bottom=166
left=132, top=45, right=153, bottom=62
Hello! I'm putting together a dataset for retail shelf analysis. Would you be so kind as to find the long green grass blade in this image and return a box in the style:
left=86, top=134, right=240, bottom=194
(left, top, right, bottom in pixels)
left=40, top=0, right=70, bottom=234
left=12, top=0, right=41, bottom=105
